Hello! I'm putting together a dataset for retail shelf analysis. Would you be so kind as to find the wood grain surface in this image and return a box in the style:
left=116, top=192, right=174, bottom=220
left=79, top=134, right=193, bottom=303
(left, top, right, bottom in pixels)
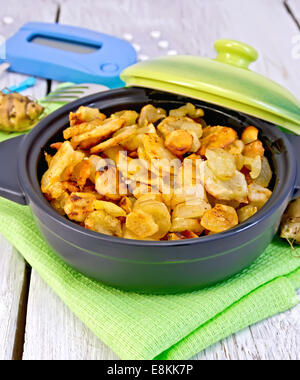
left=0, top=0, right=299, bottom=360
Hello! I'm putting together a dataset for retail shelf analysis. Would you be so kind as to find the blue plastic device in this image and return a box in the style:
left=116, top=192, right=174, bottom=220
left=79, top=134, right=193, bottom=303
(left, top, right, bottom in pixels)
left=1, top=22, right=137, bottom=88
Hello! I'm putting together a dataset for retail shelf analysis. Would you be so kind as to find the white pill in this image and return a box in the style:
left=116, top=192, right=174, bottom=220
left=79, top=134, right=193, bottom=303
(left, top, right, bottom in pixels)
left=138, top=54, right=149, bottom=61
left=158, top=40, right=169, bottom=49
left=132, top=43, right=141, bottom=52
left=167, top=50, right=178, bottom=56
left=150, top=30, right=161, bottom=39
left=3, top=16, right=14, bottom=25
left=123, top=33, right=133, bottom=41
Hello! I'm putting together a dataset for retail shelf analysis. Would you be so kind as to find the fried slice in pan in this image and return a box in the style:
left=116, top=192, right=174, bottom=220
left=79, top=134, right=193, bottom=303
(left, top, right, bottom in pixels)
left=71, top=118, right=125, bottom=149
left=90, top=125, right=137, bottom=154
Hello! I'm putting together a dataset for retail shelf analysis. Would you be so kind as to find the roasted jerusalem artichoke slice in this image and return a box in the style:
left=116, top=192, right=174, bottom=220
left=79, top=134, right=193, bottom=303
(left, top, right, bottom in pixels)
left=201, top=204, right=239, bottom=233
left=85, top=210, right=122, bottom=237
left=126, top=209, right=159, bottom=238
left=64, top=192, right=96, bottom=222
left=203, top=162, right=248, bottom=202
left=41, top=141, right=85, bottom=194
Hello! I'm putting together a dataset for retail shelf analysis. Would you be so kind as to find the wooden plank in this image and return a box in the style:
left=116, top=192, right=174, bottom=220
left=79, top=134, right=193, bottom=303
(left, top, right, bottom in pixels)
left=194, top=292, right=300, bottom=360
left=23, top=0, right=300, bottom=360
left=0, top=236, right=25, bottom=360
left=0, top=0, right=61, bottom=360
left=23, top=272, right=120, bottom=360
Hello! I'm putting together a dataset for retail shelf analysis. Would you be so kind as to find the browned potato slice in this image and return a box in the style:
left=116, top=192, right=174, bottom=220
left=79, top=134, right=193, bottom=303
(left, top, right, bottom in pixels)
left=50, top=192, right=70, bottom=215
left=70, top=159, right=92, bottom=188
left=142, top=133, right=177, bottom=161
left=122, top=226, right=155, bottom=240
left=142, top=133, right=179, bottom=176
left=173, top=199, right=211, bottom=219
left=169, top=103, right=204, bottom=118
left=112, top=110, right=139, bottom=125
left=138, top=105, right=166, bottom=127
left=135, top=193, right=163, bottom=205
left=201, top=204, right=238, bottom=233
left=248, top=183, right=272, bottom=209
left=165, top=130, right=193, bottom=156
left=65, top=114, right=106, bottom=140
left=237, top=205, right=258, bottom=223
left=254, top=156, right=272, bottom=188
left=199, top=126, right=237, bottom=155
left=243, top=155, right=262, bottom=179
left=126, top=209, right=159, bottom=238
left=71, top=118, right=125, bottom=149
left=243, top=140, right=264, bottom=158
left=45, top=182, right=64, bottom=200
left=206, top=148, right=236, bottom=180
left=170, top=218, right=204, bottom=234
left=85, top=210, right=122, bottom=237
left=69, top=106, right=105, bottom=126
left=41, top=141, right=85, bottom=194
left=157, top=116, right=203, bottom=139
left=121, top=124, right=156, bottom=151
left=90, top=125, right=137, bottom=154
left=203, top=162, right=248, bottom=202
left=94, top=200, right=126, bottom=217
left=134, top=199, right=171, bottom=240
left=95, top=167, right=121, bottom=201
left=225, top=140, right=245, bottom=155
left=241, top=126, right=259, bottom=145
left=64, top=192, right=96, bottom=222
left=102, top=146, right=123, bottom=162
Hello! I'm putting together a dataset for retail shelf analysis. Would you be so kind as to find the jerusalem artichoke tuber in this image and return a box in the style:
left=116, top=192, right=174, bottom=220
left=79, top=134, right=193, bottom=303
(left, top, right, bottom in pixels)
left=0, top=91, right=44, bottom=132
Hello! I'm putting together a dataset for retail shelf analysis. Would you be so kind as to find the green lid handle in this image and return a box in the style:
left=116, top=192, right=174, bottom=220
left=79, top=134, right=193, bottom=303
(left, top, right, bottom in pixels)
left=214, top=39, right=259, bottom=69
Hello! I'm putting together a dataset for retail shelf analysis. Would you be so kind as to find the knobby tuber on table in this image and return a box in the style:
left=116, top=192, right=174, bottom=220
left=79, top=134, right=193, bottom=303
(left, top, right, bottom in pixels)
left=281, top=198, right=300, bottom=245
left=0, top=91, right=44, bottom=132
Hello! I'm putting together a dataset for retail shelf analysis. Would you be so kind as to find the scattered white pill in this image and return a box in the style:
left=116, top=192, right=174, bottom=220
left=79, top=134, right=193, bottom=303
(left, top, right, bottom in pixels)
left=138, top=54, right=149, bottom=61
left=3, top=16, right=14, bottom=25
left=150, top=30, right=161, bottom=39
left=132, top=43, right=141, bottom=52
left=158, top=40, right=169, bottom=49
left=123, top=33, right=133, bottom=41
left=167, top=50, right=178, bottom=56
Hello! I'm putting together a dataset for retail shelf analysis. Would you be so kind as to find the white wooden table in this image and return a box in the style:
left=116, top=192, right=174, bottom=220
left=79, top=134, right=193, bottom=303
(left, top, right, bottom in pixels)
left=0, top=0, right=300, bottom=360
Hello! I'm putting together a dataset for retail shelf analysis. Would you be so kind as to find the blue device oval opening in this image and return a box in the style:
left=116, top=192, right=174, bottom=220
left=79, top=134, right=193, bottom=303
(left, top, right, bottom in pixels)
left=29, top=34, right=101, bottom=54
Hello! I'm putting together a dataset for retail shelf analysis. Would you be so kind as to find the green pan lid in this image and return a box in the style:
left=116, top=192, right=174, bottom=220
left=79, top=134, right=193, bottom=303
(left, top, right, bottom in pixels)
left=121, top=39, right=300, bottom=134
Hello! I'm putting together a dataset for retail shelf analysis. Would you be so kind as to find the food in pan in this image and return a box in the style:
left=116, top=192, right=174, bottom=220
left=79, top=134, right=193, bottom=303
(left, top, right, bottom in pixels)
left=41, top=104, right=274, bottom=240
left=0, top=91, right=44, bottom=132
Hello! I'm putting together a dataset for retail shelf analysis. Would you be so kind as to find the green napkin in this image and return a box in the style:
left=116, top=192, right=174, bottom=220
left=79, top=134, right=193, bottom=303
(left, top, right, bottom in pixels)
left=0, top=88, right=299, bottom=359
left=0, top=198, right=299, bottom=360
